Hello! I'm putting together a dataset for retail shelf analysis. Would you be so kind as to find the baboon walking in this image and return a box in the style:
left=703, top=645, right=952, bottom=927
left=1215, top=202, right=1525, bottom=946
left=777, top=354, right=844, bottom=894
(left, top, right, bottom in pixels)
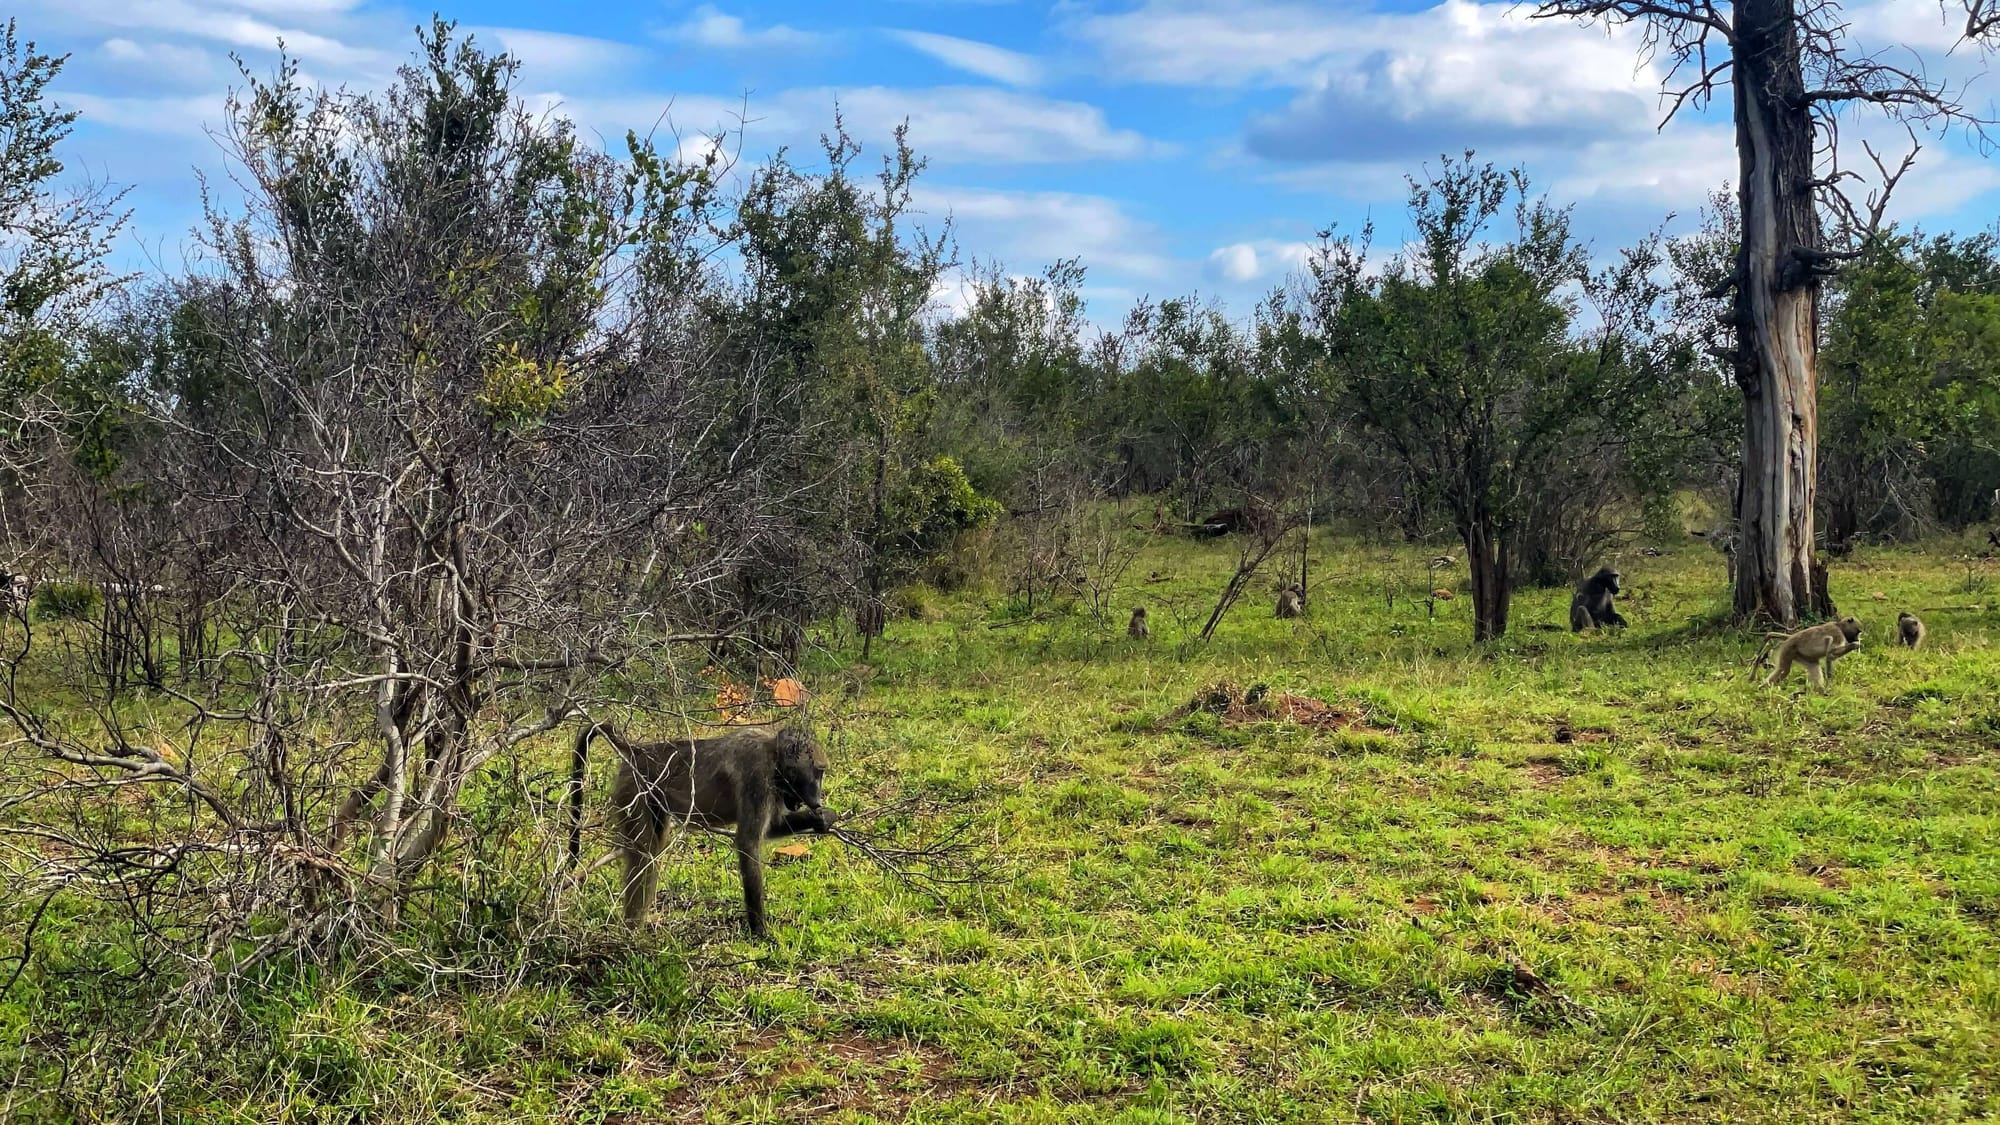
left=1758, top=617, right=1863, bottom=690
left=1898, top=612, right=1925, bottom=650
left=567, top=722, right=837, bottom=937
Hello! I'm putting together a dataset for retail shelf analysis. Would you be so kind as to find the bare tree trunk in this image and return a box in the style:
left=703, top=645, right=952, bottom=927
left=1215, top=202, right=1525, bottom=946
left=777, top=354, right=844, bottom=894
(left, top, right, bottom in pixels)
left=1464, top=517, right=1511, bottom=642
left=1730, top=0, right=1821, bottom=626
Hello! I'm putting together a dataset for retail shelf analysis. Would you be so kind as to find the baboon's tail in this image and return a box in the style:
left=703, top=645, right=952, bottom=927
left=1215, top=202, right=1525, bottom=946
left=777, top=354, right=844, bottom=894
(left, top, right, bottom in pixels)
left=566, top=722, right=605, bottom=871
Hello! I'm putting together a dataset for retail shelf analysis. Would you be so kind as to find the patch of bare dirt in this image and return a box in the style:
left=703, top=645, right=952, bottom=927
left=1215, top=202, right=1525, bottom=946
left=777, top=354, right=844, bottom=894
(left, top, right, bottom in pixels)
left=1175, top=679, right=1384, bottom=733
left=640, top=1028, right=969, bottom=1122
left=1519, top=760, right=1566, bottom=788
left=1551, top=723, right=1609, bottom=744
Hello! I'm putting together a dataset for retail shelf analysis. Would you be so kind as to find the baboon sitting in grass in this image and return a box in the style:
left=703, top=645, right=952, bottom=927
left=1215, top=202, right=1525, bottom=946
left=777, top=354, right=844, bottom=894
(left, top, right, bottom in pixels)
left=1128, top=606, right=1150, bottom=639
left=1569, top=567, right=1626, bottom=632
left=1275, top=585, right=1303, bottom=619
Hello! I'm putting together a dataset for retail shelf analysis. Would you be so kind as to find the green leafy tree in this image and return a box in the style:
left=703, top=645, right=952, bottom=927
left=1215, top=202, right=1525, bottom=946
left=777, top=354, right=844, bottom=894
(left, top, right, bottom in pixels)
left=1310, top=158, right=1681, bottom=640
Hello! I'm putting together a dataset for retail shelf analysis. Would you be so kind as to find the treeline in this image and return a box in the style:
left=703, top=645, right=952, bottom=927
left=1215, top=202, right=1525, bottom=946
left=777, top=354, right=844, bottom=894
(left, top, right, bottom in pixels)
left=10, top=25, right=2000, bottom=656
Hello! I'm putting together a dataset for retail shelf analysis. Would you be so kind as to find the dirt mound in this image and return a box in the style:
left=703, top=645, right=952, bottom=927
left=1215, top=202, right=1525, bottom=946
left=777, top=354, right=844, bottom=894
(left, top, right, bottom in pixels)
left=1181, top=679, right=1372, bottom=731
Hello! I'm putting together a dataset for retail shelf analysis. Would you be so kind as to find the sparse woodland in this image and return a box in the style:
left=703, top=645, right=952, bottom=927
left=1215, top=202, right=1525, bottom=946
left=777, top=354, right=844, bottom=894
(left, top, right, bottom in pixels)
left=2, top=14, right=1999, bottom=1123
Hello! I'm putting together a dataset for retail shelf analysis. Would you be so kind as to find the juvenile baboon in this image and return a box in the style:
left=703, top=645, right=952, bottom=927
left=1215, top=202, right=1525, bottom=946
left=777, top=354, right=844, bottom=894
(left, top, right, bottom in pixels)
left=1275, top=584, right=1303, bottom=619
left=1760, top=617, right=1863, bottom=690
left=1127, top=606, right=1150, bottom=639
left=1569, top=567, right=1626, bottom=632
left=1898, top=611, right=1925, bottom=650
left=567, top=722, right=837, bottom=937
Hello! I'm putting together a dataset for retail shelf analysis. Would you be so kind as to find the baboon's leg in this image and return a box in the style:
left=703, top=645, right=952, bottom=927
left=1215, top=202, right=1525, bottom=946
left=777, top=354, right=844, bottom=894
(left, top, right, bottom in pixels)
left=1808, top=660, right=1826, bottom=691
left=735, top=821, right=769, bottom=938
left=618, top=802, right=664, bottom=923
left=1763, top=653, right=1791, bottom=687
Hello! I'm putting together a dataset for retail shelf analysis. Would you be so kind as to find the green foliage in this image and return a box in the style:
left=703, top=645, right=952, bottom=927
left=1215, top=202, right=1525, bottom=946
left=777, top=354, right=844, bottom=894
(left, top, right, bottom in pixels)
left=883, top=455, right=1002, bottom=572
left=32, top=580, right=98, bottom=621
left=477, top=341, right=570, bottom=430
left=1822, top=231, right=2000, bottom=535
left=0, top=19, right=130, bottom=403
left=1307, top=156, right=1695, bottom=629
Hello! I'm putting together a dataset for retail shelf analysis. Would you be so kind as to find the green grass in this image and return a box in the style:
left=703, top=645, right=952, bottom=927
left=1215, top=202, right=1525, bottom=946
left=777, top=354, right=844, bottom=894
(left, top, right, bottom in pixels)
left=6, top=533, right=2000, bottom=1122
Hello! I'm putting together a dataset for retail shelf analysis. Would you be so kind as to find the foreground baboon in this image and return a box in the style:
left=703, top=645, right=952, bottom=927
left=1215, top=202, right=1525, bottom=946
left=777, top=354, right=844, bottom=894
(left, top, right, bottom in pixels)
left=1569, top=567, right=1626, bottom=632
left=1760, top=617, right=1863, bottom=689
left=567, top=722, right=837, bottom=937
left=1128, top=606, right=1150, bottom=639
left=1898, top=611, right=1925, bottom=650
left=1275, top=584, right=1303, bottom=619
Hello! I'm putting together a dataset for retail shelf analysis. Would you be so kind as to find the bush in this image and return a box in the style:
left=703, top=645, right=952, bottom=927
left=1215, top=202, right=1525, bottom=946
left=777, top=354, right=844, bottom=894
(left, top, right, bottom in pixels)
left=32, top=581, right=99, bottom=621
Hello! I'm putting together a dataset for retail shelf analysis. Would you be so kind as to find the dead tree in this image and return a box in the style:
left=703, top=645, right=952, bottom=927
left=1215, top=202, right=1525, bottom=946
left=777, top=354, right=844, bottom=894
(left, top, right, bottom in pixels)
left=1532, top=0, right=1991, bottom=624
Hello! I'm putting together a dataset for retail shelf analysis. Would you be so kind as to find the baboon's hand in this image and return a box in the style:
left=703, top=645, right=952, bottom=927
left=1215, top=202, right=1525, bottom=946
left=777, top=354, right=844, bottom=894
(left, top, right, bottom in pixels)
left=809, top=807, right=839, bottom=834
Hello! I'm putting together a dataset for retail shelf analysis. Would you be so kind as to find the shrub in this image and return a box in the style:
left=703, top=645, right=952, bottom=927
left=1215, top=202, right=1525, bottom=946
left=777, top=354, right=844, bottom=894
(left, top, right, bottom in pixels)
left=32, top=581, right=99, bottom=621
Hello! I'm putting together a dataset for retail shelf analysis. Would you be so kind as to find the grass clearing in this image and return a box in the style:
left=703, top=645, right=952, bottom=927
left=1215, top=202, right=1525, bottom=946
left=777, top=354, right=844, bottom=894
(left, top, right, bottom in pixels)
left=6, top=534, right=1999, bottom=1122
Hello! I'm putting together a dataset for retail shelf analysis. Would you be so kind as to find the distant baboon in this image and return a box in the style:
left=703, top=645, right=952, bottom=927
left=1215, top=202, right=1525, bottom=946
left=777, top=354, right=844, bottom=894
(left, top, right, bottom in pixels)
left=1898, top=611, right=1925, bottom=650
left=1275, top=584, right=1303, bottom=619
left=855, top=599, right=885, bottom=640
left=567, top=722, right=837, bottom=937
left=1759, top=617, right=1863, bottom=690
left=1127, top=606, right=1150, bottom=640
left=1569, top=567, right=1626, bottom=632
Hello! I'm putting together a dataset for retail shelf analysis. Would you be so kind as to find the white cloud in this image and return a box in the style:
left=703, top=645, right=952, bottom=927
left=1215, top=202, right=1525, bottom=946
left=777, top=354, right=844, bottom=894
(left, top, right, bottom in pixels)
left=31, top=0, right=392, bottom=70
left=1067, top=0, right=1350, bottom=87
left=96, top=37, right=219, bottom=79
left=550, top=86, right=1159, bottom=164
left=829, top=86, right=1158, bottom=162
left=1555, top=124, right=1738, bottom=207
left=1082, top=0, right=1666, bottom=164
left=887, top=29, right=1043, bottom=86
left=55, top=91, right=229, bottom=138
left=1206, top=239, right=1312, bottom=284
left=667, top=5, right=821, bottom=51
left=918, top=186, right=1173, bottom=279
left=477, top=27, right=645, bottom=83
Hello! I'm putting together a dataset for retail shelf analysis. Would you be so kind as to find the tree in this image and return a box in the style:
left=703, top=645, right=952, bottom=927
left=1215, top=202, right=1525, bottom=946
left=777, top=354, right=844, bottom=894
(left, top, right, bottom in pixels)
left=1310, top=158, right=1679, bottom=641
left=722, top=119, right=956, bottom=660
left=1532, top=0, right=1992, bottom=623
left=0, top=21, right=806, bottom=963
left=0, top=19, right=129, bottom=410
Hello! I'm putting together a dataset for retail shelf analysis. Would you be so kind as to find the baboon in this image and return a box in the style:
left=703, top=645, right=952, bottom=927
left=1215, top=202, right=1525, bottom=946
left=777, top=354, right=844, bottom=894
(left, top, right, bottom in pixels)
left=1569, top=567, right=1626, bottom=632
left=1898, top=611, right=1925, bottom=650
left=855, top=599, right=885, bottom=640
left=567, top=722, right=837, bottom=937
left=1127, top=606, right=1150, bottom=639
left=1760, top=617, right=1863, bottom=690
left=1275, top=584, right=1303, bottom=619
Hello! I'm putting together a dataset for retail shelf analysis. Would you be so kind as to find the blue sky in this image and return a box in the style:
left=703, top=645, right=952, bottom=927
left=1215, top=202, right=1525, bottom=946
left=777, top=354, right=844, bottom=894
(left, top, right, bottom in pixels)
left=15, top=0, right=2000, bottom=322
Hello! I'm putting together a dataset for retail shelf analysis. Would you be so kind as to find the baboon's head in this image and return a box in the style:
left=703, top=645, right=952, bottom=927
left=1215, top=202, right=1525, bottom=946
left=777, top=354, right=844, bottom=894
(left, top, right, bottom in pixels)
left=1598, top=568, right=1623, bottom=595
left=1839, top=616, right=1863, bottom=641
left=772, top=727, right=827, bottom=811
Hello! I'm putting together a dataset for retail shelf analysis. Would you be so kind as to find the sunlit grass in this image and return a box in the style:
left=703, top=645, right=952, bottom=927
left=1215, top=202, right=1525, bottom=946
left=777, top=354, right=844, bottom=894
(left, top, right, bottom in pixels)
left=6, top=531, right=1998, bottom=1122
